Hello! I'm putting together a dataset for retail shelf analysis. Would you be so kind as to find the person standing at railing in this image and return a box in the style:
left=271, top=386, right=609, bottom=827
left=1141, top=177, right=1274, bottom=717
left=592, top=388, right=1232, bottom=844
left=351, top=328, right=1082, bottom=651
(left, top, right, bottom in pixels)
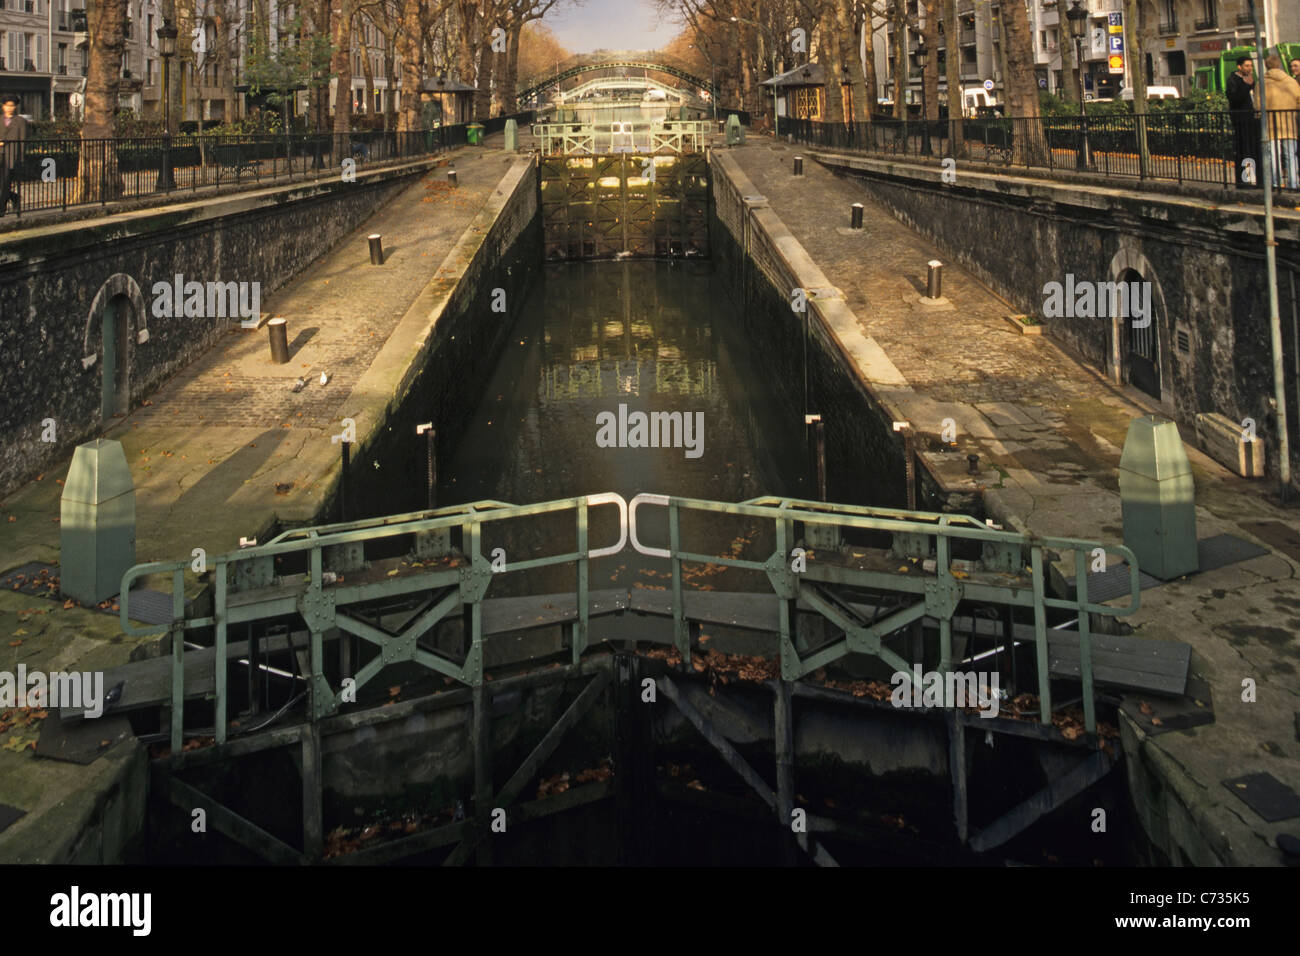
left=1227, top=57, right=1259, bottom=188
left=1255, top=55, right=1300, bottom=190
left=0, top=93, right=28, bottom=216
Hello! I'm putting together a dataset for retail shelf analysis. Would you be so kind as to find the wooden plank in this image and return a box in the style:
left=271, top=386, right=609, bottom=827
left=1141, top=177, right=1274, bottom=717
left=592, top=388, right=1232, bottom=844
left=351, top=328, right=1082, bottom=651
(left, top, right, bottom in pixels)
left=969, top=750, right=1114, bottom=853
left=660, top=676, right=776, bottom=808
left=444, top=668, right=611, bottom=866
left=326, top=820, right=470, bottom=865
left=161, top=774, right=303, bottom=865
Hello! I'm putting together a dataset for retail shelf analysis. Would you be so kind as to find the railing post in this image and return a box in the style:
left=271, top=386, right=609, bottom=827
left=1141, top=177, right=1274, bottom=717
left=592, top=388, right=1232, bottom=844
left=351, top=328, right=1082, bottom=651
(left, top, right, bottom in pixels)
left=214, top=560, right=227, bottom=744
left=1030, top=546, right=1052, bottom=724
left=170, top=567, right=185, bottom=753
left=668, top=501, right=688, bottom=664
left=1074, top=549, right=1095, bottom=733
left=575, top=499, right=589, bottom=664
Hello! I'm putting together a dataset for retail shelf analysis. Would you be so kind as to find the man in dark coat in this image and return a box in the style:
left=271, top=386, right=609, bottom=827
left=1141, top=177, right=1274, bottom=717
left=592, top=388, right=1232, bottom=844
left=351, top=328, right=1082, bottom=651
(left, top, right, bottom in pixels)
left=0, top=93, right=29, bottom=214
left=1226, top=56, right=1259, bottom=187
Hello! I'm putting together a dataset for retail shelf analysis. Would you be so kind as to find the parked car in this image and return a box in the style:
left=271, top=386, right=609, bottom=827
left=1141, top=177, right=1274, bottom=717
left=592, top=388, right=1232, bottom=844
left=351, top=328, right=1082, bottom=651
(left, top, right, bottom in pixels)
left=1119, top=86, right=1181, bottom=101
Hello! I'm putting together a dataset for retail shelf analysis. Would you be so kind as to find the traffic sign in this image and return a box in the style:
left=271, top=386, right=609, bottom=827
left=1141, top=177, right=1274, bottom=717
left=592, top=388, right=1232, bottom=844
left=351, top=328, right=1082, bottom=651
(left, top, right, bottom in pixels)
left=983, top=79, right=994, bottom=92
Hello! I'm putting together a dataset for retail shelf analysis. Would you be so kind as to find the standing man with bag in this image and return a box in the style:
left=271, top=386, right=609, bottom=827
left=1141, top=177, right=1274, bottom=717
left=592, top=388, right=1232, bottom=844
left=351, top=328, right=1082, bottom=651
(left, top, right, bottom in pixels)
left=1, top=93, right=29, bottom=215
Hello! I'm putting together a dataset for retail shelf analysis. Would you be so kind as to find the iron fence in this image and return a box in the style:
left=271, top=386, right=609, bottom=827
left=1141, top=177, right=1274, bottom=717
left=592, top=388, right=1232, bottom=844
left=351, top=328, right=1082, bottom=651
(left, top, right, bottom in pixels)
left=0, top=110, right=536, bottom=220
left=782, top=110, right=1300, bottom=189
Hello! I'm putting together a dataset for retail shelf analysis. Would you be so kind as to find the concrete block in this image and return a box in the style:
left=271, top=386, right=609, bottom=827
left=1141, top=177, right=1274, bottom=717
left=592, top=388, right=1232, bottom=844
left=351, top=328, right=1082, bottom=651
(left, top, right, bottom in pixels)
left=1195, top=412, right=1264, bottom=478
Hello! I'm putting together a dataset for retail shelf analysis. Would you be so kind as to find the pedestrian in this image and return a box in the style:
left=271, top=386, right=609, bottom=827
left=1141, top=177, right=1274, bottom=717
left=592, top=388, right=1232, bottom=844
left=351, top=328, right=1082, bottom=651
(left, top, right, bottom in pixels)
left=1255, top=55, right=1300, bottom=190
left=1226, top=56, right=1259, bottom=187
left=0, top=93, right=28, bottom=215
left=1291, top=58, right=1300, bottom=82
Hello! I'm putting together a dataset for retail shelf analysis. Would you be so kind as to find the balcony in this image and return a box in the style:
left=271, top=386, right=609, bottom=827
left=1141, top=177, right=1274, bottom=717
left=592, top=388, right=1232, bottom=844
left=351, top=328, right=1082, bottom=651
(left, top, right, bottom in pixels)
left=57, top=64, right=66, bottom=75
left=1236, top=12, right=1254, bottom=25
left=1158, top=17, right=1178, bottom=35
left=70, top=10, right=87, bottom=30
left=24, top=59, right=34, bottom=72
left=1193, top=16, right=1217, bottom=31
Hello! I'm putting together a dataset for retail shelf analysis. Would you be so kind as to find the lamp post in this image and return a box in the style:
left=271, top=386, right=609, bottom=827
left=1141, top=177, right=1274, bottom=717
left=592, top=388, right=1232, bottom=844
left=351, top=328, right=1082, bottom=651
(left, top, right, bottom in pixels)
left=155, top=18, right=178, bottom=192
left=730, top=14, right=779, bottom=136
left=915, top=39, right=931, bottom=155
left=1065, top=1, right=1093, bottom=170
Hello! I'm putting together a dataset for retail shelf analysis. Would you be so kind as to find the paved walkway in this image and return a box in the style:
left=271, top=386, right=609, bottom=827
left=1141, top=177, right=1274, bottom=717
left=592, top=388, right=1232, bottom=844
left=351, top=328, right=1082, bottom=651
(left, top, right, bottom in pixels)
left=728, top=135, right=1300, bottom=864
left=0, top=133, right=525, bottom=860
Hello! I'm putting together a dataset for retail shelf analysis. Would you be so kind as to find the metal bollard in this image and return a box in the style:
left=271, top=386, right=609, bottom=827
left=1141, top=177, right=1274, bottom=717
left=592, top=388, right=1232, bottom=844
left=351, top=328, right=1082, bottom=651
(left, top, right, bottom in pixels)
left=793, top=156, right=803, bottom=176
left=926, top=259, right=943, bottom=299
left=967, top=453, right=980, bottom=474
left=368, top=234, right=384, bottom=265
left=448, top=168, right=458, bottom=187
left=850, top=203, right=864, bottom=229
left=267, top=317, right=290, bottom=364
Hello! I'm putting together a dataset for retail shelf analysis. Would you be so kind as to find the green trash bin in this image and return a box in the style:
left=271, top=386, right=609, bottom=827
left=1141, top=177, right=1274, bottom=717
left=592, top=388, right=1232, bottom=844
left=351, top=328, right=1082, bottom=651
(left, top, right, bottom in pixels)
left=467, top=123, right=485, bottom=145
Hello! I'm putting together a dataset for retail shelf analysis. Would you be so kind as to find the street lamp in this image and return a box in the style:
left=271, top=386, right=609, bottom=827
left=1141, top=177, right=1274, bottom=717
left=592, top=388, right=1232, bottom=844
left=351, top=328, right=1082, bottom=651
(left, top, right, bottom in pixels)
left=730, top=14, right=779, bottom=137
left=155, top=17, right=178, bottom=192
left=1065, top=1, right=1093, bottom=170
left=915, top=39, right=931, bottom=155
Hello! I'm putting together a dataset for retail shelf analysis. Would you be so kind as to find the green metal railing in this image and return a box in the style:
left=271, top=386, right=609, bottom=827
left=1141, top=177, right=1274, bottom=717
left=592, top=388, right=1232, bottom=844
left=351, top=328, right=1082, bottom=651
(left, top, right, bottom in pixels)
left=120, top=493, right=627, bottom=751
left=625, top=493, right=1140, bottom=734
left=120, top=492, right=1138, bottom=751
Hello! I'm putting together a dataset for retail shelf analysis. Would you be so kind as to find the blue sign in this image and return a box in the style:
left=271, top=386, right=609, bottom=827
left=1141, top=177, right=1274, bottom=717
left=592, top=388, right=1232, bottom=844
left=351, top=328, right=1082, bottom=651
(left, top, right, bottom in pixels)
left=1109, top=35, right=1124, bottom=53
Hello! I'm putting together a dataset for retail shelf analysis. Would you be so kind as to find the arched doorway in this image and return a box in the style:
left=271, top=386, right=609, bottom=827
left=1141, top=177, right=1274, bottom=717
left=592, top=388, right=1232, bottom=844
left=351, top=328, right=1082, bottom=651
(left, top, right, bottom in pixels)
left=1118, top=267, right=1160, bottom=400
left=83, top=274, right=150, bottom=427
left=100, top=294, right=132, bottom=420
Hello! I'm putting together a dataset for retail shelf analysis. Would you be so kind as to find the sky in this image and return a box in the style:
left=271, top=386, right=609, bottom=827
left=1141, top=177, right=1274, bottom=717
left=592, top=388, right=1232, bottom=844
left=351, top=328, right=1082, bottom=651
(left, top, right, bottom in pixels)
left=543, top=0, right=684, bottom=54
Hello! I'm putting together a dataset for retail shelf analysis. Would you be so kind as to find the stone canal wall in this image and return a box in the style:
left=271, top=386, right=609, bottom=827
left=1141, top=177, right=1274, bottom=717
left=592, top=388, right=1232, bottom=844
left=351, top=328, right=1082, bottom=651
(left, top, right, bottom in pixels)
left=709, top=150, right=972, bottom=514
left=814, top=152, right=1300, bottom=482
left=336, top=157, right=542, bottom=520
left=0, top=159, right=439, bottom=501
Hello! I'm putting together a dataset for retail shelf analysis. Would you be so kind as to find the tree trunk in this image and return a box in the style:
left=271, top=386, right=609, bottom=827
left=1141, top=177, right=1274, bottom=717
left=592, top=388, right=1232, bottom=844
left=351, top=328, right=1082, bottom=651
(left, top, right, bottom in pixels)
left=1123, top=0, right=1150, bottom=174
left=944, top=0, right=963, bottom=152
left=332, top=2, right=354, bottom=135
left=842, top=0, right=868, bottom=125
left=1060, top=21, right=1077, bottom=104
left=473, top=35, right=495, bottom=118
left=923, top=0, right=939, bottom=121
left=397, top=0, right=423, bottom=131
left=361, top=20, right=376, bottom=118
left=500, top=22, right=522, bottom=114
left=999, top=0, right=1045, bottom=164
left=891, top=3, right=910, bottom=119
left=80, top=0, right=126, bottom=201
left=822, top=0, right=845, bottom=125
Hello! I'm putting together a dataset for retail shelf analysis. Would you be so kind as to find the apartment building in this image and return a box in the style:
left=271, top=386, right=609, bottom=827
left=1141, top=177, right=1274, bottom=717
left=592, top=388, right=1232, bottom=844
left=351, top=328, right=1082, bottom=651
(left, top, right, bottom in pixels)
left=1141, top=0, right=1300, bottom=95
left=0, top=0, right=167, bottom=120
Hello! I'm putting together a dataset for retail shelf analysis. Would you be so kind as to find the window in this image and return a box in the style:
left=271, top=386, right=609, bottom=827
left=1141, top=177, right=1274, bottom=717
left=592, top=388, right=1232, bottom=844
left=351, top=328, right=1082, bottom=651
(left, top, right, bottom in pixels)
left=57, top=42, right=66, bottom=74
left=1195, top=0, right=1217, bottom=30
left=34, top=32, right=43, bottom=70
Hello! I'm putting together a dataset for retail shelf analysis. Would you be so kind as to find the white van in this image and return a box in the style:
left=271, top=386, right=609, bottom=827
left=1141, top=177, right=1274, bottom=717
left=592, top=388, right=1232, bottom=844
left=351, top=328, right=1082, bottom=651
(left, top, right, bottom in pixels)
left=1119, top=86, right=1181, bottom=100
left=960, top=87, right=997, bottom=117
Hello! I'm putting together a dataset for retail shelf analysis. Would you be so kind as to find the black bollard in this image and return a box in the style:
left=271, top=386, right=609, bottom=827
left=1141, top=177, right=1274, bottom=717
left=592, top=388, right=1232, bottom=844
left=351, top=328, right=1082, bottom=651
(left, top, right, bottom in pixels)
left=368, top=234, right=384, bottom=265
left=793, top=156, right=803, bottom=176
left=448, top=168, right=458, bottom=187
left=967, top=453, right=980, bottom=474
left=267, top=318, right=289, bottom=364
left=850, top=203, right=863, bottom=229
